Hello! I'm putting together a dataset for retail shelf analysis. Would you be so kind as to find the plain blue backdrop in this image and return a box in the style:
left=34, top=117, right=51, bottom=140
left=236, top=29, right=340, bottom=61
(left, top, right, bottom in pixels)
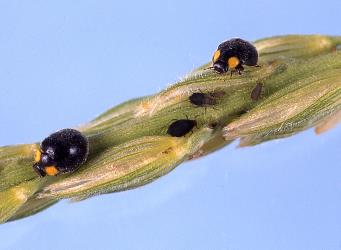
left=0, top=1, right=340, bottom=249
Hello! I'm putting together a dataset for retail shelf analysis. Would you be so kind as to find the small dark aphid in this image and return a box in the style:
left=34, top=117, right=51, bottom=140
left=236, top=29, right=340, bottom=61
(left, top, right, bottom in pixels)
left=167, top=119, right=197, bottom=137
left=190, top=93, right=217, bottom=107
left=212, top=38, right=259, bottom=75
left=251, top=83, right=263, bottom=101
left=189, top=91, right=225, bottom=107
left=33, top=129, right=89, bottom=177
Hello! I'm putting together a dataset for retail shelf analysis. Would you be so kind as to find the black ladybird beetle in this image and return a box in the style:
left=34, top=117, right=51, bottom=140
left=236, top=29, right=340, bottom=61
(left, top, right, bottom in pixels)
left=167, top=119, right=197, bottom=137
left=212, top=38, right=259, bottom=75
left=189, top=91, right=225, bottom=107
left=33, top=128, right=89, bottom=177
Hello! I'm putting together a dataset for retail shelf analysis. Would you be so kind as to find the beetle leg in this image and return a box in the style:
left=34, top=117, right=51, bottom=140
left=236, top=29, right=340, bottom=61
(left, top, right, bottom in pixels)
left=32, top=163, right=46, bottom=177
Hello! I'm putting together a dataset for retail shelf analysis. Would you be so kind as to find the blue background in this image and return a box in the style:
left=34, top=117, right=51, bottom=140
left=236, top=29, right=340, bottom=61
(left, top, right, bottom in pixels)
left=0, top=1, right=340, bottom=249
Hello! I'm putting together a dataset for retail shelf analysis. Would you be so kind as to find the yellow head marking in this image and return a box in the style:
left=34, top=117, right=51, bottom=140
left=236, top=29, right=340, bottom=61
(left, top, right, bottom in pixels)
left=44, top=166, right=59, bottom=176
left=213, top=50, right=221, bottom=63
left=34, top=150, right=41, bottom=162
left=227, top=57, right=240, bottom=69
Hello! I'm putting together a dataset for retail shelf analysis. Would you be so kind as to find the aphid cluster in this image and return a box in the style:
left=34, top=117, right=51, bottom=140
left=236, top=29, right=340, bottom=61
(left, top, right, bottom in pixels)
left=212, top=38, right=259, bottom=75
left=166, top=91, right=225, bottom=137
left=33, top=129, right=89, bottom=177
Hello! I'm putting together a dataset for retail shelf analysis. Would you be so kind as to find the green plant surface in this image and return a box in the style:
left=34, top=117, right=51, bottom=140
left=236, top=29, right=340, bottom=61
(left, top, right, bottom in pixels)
left=0, top=34, right=340, bottom=223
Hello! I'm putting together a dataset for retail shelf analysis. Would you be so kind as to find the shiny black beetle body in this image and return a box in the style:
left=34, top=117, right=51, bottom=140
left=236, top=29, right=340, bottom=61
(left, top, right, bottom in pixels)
left=33, top=129, right=89, bottom=177
left=212, top=38, right=259, bottom=74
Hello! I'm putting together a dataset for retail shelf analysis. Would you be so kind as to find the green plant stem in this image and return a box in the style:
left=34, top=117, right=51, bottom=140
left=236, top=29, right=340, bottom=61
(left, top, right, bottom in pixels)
left=0, top=35, right=340, bottom=223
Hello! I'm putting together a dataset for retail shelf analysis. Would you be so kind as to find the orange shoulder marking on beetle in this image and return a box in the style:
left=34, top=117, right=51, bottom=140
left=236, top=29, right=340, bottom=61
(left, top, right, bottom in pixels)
left=227, top=56, right=240, bottom=69
left=213, top=50, right=221, bottom=63
left=44, top=166, right=59, bottom=176
left=34, top=150, right=41, bottom=162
